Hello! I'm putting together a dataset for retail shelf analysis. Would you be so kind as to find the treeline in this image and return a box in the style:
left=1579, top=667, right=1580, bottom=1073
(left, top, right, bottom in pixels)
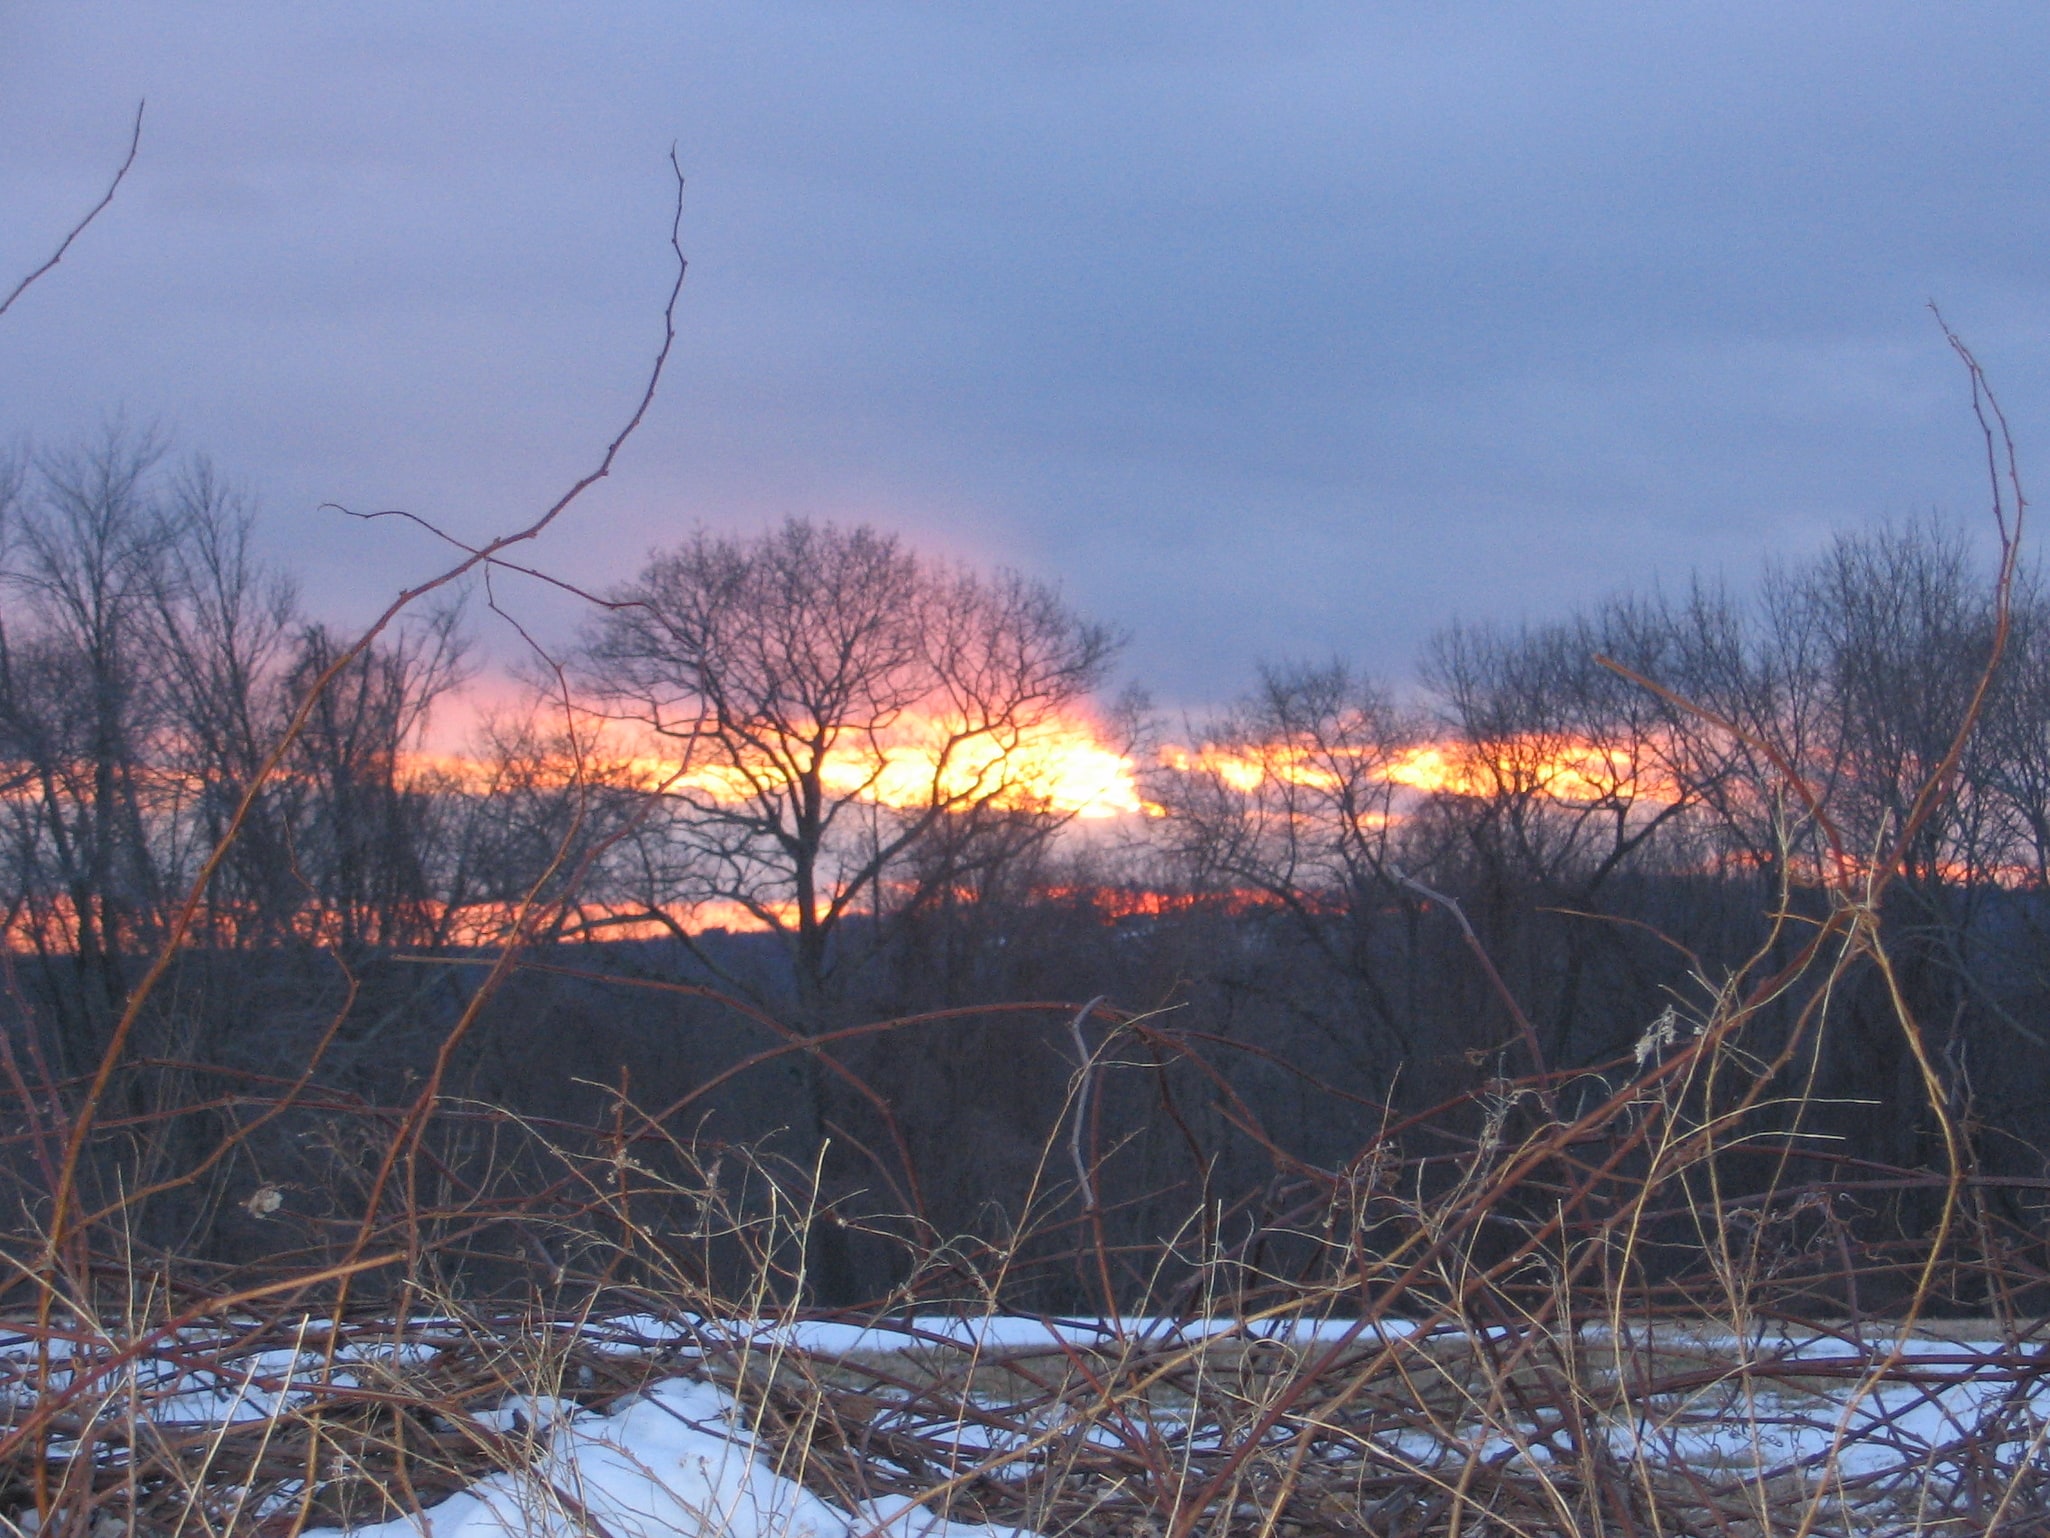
left=0, top=434, right=478, bottom=1075
left=5, top=432, right=2050, bottom=1294
left=1153, top=521, right=2050, bottom=1096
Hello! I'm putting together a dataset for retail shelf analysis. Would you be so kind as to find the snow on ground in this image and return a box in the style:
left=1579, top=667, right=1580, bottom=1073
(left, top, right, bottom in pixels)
left=301, top=1319, right=2050, bottom=1535
left=300, top=1377, right=1035, bottom=1538
left=7, top=1315, right=2048, bottom=1534
left=0, top=1322, right=451, bottom=1431
left=577, top=1310, right=1418, bottom=1362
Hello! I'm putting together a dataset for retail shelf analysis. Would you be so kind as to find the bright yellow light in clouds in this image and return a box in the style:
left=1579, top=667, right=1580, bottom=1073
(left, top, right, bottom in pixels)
left=412, top=711, right=1678, bottom=831
left=1381, top=744, right=1465, bottom=794
left=1384, top=738, right=1677, bottom=803
left=1157, top=743, right=1352, bottom=795
left=952, top=718, right=1142, bottom=818
left=658, top=712, right=1143, bottom=820
left=1164, top=737, right=1680, bottom=807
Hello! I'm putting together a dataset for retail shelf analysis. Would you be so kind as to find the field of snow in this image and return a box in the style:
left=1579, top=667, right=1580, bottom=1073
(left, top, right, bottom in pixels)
left=8, top=1313, right=2046, bottom=1537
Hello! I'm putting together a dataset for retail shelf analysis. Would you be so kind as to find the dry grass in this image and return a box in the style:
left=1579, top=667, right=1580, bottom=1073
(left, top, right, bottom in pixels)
left=2, top=997, right=2047, bottom=1538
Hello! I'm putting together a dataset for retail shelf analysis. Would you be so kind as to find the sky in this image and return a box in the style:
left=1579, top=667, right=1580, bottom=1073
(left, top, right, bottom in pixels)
left=5, top=4, right=2050, bottom=709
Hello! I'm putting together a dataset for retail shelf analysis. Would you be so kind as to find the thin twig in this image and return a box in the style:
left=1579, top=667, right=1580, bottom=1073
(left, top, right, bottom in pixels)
left=39, top=149, right=688, bottom=1291
left=1068, top=996, right=1108, bottom=1212
left=0, top=102, right=144, bottom=321
left=1388, top=863, right=1550, bottom=1083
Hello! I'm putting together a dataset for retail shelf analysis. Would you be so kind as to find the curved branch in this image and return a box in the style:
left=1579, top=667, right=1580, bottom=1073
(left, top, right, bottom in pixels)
left=42, top=148, right=690, bottom=1271
left=0, top=102, right=144, bottom=322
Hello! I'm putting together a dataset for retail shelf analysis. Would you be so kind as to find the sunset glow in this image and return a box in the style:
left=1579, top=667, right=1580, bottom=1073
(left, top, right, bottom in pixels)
left=641, top=713, right=1146, bottom=821
left=393, top=715, right=1686, bottom=829
left=1155, top=742, right=1361, bottom=795
left=1380, top=740, right=1684, bottom=804
left=0, top=706, right=1983, bottom=954
left=1153, top=733, right=1683, bottom=807
left=0, top=715, right=1697, bottom=951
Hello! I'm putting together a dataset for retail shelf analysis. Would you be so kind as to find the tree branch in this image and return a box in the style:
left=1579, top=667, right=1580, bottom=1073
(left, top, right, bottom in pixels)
left=0, top=102, right=144, bottom=322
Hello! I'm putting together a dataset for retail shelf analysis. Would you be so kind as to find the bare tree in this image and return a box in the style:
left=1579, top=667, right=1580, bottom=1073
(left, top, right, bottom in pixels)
left=579, top=518, right=1119, bottom=1022
left=1795, top=520, right=2005, bottom=886
left=1148, top=661, right=1422, bottom=1065
left=1978, top=572, right=2050, bottom=887
left=145, top=462, right=302, bottom=946
left=1424, top=609, right=1705, bottom=889
left=0, top=429, right=178, bottom=1061
left=1417, top=608, right=1712, bottom=1067
left=279, top=612, right=467, bottom=951
left=0, top=431, right=483, bottom=1063
left=435, top=706, right=651, bottom=945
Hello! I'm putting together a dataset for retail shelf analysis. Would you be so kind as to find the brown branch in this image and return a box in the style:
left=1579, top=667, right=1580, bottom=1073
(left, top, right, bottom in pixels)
left=39, top=148, right=689, bottom=1287
left=1388, top=862, right=1550, bottom=1083
left=0, top=102, right=143, bottom=321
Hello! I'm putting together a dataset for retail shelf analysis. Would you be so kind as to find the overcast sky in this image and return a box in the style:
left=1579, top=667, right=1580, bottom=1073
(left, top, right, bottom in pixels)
left=5, top=5, right=2050, bottom=706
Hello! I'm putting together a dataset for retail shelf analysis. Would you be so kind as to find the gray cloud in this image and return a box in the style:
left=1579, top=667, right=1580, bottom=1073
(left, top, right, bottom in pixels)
left=4, top=3, right=2048, bottom=704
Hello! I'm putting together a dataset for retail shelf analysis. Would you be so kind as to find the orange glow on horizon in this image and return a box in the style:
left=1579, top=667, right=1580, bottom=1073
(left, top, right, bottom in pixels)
left=397, top=715, right=1686, bottom=824
left=618, top=713, right=1145, bottom=822
left=11, top=699, right=2032, bottom=957
left=1152, top=734, right=1683, bottom=808
left=1155, top=742, right=1355, bottom=795
left=1379, top=740, right=1685, bottom=804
